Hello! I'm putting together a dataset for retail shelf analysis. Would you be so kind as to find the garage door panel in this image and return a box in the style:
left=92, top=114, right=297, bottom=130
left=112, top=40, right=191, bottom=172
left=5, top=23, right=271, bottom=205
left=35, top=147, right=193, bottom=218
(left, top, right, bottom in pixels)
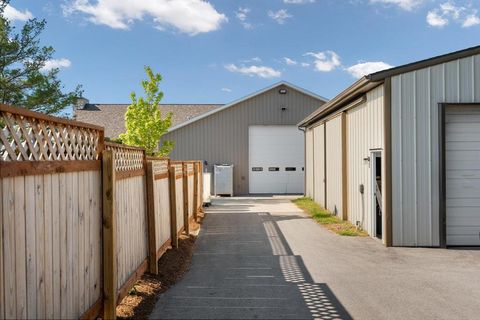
left=446, top=113, right=480, bottom=122
left=249, top=126, right=304, bottom=194
left=446, top=133, right=480, bottom=142
left=446, top=141, right=480, bottom=151
left=446, top=160, right=480, bottom=170
left=446, top=105, right=480, bottom=246
left=447, top=235, right=480, bottom=246
left=446, top=170, right=480, bottom=179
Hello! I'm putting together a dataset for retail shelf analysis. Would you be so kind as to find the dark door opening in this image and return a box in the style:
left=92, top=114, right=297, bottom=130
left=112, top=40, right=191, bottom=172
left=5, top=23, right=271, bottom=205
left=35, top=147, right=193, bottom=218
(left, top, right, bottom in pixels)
left=372, top=152, right=383, bottom=239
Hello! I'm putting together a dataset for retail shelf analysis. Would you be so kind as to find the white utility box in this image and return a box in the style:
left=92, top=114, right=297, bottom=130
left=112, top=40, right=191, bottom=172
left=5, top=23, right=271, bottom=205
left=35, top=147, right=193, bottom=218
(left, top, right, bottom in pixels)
left=213, top=164, right=234, bottom=196
left=203, top=172, right=211, bottom=206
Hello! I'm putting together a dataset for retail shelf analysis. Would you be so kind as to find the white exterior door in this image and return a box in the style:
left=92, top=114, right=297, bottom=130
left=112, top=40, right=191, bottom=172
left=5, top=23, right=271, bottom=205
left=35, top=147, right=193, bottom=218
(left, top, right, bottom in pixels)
left=446, top=105, right=480, bottom=246
left=249, top=126, right=305, bottom=194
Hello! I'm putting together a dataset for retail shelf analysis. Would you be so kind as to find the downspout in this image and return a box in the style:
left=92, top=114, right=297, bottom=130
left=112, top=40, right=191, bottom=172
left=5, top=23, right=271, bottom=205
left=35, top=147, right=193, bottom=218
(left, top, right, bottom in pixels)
left=299, top=126, right=306, bottom=196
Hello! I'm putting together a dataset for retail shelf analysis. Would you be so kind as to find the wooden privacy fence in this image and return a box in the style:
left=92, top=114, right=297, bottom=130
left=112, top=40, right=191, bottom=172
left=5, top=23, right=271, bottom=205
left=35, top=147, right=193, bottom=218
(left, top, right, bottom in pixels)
left=0, top=105, right=204, bottom=320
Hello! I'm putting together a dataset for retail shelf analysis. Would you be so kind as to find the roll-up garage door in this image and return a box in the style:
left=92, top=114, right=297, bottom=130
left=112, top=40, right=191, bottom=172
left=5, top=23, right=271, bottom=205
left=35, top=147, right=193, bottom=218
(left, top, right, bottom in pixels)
left=249, top=125, right=304, bottom=194
left=446, top=105, right=480, bottom=246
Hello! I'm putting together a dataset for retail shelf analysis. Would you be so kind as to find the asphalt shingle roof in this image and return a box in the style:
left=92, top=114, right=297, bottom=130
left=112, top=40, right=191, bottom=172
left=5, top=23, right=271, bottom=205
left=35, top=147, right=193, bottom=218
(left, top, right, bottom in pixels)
left=75, top=103, right=222, bottom=138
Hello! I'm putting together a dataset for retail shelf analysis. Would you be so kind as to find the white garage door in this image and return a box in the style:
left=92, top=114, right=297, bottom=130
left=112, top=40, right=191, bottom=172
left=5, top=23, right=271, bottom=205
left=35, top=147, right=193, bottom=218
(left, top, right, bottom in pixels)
left=446, top=105, right=480, bottom=246
left=249, top=126, right=304, bottom=194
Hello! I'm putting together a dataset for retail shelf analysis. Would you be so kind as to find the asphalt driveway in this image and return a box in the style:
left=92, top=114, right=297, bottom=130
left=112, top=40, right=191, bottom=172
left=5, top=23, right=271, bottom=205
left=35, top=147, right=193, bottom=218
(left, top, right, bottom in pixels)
left=150, top=197, right=480, bottom=320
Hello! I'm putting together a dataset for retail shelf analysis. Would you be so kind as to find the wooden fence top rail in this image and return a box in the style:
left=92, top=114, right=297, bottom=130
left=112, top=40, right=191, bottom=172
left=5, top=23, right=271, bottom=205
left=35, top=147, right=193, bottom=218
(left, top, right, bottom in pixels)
left=0, top=104, right=105, bottom=132
left=105, top=141, right=145, bottom=151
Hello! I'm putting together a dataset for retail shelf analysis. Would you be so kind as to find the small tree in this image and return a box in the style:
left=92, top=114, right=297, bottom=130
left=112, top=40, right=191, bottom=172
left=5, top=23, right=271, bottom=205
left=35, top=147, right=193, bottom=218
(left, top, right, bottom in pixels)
left=0, top=0, right=82, bottom=114
left=119, top=66, right=174, bottom=156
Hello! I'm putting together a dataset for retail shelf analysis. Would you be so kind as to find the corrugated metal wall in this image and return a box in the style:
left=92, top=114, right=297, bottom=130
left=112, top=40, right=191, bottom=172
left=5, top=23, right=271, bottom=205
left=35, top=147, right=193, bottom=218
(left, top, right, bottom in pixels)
left=346, top=85, right=384, bottom=237
left=305, top=128, right=314, bottom=198
left=391, top=54, right=480, bottom=246
left=162, top=85, right=324, bottom=195
left=326, top=116, right=343, bottom=217
left=313, top=124, right=325, bottom=205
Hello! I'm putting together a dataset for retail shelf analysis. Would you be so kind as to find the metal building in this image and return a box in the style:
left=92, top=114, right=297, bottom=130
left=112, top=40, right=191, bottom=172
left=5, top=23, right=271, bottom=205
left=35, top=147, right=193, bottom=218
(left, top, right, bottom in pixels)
left=162, top=82, right=327, bottom=195
left=300, top=45, right=480, bottom=247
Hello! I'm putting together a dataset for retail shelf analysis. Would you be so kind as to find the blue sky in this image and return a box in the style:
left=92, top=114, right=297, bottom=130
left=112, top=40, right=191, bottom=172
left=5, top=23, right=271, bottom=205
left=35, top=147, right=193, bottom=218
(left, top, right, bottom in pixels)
left=5, top=0, right=480, bottom=105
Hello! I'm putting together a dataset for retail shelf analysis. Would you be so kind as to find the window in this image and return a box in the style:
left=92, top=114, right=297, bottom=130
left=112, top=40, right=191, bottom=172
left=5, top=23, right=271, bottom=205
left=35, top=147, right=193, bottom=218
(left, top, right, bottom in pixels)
left=285, top=167, right=296, bottom=171
left=268, top=167, right=280, bottom=172
left=252, top=167, right=263, bottom=171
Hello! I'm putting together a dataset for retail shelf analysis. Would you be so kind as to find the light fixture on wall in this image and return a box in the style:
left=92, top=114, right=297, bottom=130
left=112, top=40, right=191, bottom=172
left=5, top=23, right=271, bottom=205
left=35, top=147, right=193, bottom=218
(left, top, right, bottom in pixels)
left=279, top=88, right=288, bottom=94
left=281, top=107, right=287, bottom=111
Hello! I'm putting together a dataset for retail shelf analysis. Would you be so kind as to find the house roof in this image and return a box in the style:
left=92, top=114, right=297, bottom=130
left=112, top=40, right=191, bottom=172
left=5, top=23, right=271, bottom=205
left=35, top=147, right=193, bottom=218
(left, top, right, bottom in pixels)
left=299, top=44, right=480, bottom=127
left=75, top=104, right=222, bottom=138
left=167, top=81, right=329, bottom=133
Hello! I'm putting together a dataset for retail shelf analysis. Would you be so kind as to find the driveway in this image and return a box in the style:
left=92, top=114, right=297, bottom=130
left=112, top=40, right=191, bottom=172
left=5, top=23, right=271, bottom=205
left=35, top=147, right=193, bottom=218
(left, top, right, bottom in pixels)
left=150, top=197, right=480, bottom=320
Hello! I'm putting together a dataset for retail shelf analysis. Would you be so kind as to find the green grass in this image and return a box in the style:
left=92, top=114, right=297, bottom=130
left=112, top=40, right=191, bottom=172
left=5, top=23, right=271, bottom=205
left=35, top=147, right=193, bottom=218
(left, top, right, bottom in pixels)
left=292, top=197, right=367, bottom=237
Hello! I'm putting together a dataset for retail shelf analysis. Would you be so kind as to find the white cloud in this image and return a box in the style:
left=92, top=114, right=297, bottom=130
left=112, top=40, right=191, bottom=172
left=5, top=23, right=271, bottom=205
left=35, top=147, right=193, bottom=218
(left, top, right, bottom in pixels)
left=346, top=61, right=394, bottom=78
left=369, top=0, right=426, bottom=11
left=63, top=0, right=227, bottom=35
left=283, top=57, right=298, bottom=65
left=463, top=13, right=480, bottom=27
left=225, top=64, right=282, bottom=78
left=41, top=58, right=72, bottom=72
left=301, top=62, right=310, bottom=67
left=3, top=4, right=34, bottom=22
left=283, top=0, right=315, bottom=4
left=221, top=87, right=232, bottom=92
left=268, top=9, right=292, bottom=24
left=427, top=10, right=449, bottom=27
left=304, top=51, right=341, bottom=72
left=236, top=7, right=253, bottom=29
left=426, top=2, right=479, bottom=28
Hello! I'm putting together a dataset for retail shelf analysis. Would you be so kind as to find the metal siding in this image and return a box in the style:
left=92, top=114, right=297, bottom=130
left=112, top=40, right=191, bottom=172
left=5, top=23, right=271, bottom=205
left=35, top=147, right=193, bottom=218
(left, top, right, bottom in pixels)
left=391, top=54, right=480, bottom=246
left=346, top=85, right=384, bottom=237
left=162, top=85, right=324, bottom=195
left=305, top=128, right=314, bottom=198
left=313, top=124, right=325, bottom=206
left=326, top=116, right=343, bottom=216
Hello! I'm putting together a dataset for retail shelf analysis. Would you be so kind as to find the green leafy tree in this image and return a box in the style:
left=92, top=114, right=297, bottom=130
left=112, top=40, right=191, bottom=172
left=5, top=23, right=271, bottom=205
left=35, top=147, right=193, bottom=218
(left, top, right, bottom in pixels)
left=0, top=0, right=82, bottom=114
left=119, top=66, right=174, bottom=156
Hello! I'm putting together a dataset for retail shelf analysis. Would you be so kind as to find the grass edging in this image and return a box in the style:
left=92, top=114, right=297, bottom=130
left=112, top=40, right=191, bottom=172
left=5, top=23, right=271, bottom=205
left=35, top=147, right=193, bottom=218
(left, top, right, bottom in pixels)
left=292, top=197, right=367, bottom=237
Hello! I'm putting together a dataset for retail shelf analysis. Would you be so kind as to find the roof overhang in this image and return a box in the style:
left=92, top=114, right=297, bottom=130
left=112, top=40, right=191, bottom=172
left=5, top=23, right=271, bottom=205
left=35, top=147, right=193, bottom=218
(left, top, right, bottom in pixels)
left=298, top=77, right=382, bottom=128
left=167, top=81, right=329, bottom=133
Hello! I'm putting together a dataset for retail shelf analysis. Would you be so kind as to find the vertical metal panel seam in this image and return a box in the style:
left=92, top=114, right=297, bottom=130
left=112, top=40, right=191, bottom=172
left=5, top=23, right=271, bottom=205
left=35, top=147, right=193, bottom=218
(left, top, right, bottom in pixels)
left=428, top=67, right=433, bottom=245
left=413, top=71, right=418, bottom=245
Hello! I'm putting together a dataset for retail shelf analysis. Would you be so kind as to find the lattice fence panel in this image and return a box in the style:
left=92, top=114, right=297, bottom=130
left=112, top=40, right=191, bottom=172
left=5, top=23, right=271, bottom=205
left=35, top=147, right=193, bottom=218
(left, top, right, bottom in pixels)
left=105, top=143, right=145, bottom=172
left=151, top=159, right=169, bottom=175
left=0, top=107, right=101, bottom=161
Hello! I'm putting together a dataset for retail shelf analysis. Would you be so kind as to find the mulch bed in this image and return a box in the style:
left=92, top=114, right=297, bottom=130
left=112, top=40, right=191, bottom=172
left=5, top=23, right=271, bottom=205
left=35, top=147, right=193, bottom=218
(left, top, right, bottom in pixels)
left=116, top=212, right=204, bottom=319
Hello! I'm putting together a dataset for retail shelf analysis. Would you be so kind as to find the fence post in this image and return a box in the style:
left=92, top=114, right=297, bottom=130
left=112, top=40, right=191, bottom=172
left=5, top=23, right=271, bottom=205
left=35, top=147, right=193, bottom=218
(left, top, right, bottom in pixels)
left=146, top=161, right=158, bottom=274
left=182, top=163, right=190, bottom=235
left=102, top=149, right=117, bottom=320
left=193, top=162, right=199, bottom=222
left=169, top=166, right=178, bottom=248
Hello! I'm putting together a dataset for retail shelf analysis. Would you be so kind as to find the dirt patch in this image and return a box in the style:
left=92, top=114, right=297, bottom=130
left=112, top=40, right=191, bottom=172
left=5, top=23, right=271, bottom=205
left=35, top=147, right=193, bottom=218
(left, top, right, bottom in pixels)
left=117, top=212, right=205, bottom=319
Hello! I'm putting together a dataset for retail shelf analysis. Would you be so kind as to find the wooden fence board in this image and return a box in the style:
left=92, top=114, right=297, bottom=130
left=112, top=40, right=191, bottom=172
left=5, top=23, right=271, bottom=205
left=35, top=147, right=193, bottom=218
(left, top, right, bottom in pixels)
left=3, top=177, right=16, bottom=319
left=35, top=175, right=46, bottom=319
left=59, top=173, right=68, bottom=319
left=72, top=172, right=79, bottom=317
left=51, top=174, right=61, bottom=319
left=14, top=176, right=27, bottom=319
left=44, top=174, right=54, bottom=319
